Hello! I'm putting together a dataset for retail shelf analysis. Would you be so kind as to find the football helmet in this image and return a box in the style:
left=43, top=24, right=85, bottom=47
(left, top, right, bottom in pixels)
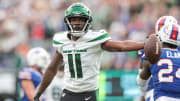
left=157, top=23, right=180, bottom=46
left=64, top=3, right=92, bottom=37
left=27, top=47, right=50, bottom=69
left=155, top=16, right=178, bottom=34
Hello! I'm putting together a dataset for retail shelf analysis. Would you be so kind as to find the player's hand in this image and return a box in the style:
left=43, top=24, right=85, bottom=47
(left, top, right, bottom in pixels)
left=34, top=93, right=41, bottom=101
left=34, top=97, right=40, bottom=101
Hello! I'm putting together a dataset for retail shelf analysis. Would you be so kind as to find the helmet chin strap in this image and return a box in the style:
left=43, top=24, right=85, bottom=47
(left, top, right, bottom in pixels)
left=71, top=31, right=85, bottom=37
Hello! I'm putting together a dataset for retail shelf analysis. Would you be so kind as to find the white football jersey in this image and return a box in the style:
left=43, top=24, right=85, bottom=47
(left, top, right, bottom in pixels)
left=52, top=29, right=111, bottom=92
left=45, top=73, right=64, bottom=101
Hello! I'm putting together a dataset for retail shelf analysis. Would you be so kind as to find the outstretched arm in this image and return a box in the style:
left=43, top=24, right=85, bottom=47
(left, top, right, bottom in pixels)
left=101, top=40, right=144, bottom=52
left=35, top=51, right=63, bottom=96
left=140, top=60, right=151, bottom=80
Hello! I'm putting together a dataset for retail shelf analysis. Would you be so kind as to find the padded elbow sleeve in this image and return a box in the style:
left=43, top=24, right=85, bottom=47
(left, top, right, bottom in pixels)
left=136, top=74, right=148, bottom=96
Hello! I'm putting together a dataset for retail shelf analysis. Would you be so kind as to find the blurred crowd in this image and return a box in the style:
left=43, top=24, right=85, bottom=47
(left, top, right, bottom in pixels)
left=0, top=0, right=179, bottom=70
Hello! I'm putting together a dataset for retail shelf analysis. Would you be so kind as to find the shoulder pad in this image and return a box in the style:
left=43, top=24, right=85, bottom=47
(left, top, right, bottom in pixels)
left=86, top=29, right=111, bottom=43
left=99, top=29, right=107, bottom=33
left=91, top=29, right=107, bottom=34
left=53, top=31, right=68, bottom=45
left=19, top=71, right=32, bottom=80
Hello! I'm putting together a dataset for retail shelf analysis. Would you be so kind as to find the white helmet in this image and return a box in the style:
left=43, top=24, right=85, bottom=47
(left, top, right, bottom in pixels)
left=158, top=23, right=180, bottom=46
left=27, top=47, right=50, bottom=69
left=155, top=16, right=178, bottom=34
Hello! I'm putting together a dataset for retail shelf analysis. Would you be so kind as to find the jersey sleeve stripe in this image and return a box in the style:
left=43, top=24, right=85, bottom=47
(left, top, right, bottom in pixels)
left=87, top=33, right=110, bottom=42
left=19, top=72, right=32, bottom=80
left=53, top=40, right=64, bottom=45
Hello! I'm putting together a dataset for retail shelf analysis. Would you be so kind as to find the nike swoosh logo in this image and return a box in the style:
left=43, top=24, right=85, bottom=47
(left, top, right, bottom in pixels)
left=85, top=96, right=92, bottom=101
left=62, top=93, right=66, bottom=97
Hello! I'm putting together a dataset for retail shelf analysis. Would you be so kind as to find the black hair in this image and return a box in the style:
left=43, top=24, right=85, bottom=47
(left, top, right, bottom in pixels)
left=163, top=42, right=178, bottom=49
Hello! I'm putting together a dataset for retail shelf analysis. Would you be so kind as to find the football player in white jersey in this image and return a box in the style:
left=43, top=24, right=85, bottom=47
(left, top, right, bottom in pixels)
left=34, top=3, right=144, bottom=101
left=44, top=67, right=64, bottom=101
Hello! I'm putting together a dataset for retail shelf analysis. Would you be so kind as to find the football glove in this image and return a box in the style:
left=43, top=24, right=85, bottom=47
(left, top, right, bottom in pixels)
left=34, top=93, right=41, bottom=101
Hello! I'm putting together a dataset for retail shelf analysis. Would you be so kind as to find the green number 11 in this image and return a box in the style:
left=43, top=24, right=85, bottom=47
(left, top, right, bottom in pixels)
left=68, top=54, right=83, bottom=78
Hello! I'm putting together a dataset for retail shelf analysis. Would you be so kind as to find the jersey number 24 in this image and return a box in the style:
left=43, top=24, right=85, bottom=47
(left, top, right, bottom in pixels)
left=158, top=59, right=180, bottom=83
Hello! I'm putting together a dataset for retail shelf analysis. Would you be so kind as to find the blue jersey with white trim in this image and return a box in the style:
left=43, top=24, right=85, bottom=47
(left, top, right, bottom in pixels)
left=19, top=68, right=42, bottom=101
left=150, top=48, right=180, bottom=100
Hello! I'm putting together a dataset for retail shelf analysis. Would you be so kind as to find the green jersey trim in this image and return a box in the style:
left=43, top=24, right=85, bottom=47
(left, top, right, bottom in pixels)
left=87, top=33, right=110, bottom=42
left=53, top=40, right=64, bottom=45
